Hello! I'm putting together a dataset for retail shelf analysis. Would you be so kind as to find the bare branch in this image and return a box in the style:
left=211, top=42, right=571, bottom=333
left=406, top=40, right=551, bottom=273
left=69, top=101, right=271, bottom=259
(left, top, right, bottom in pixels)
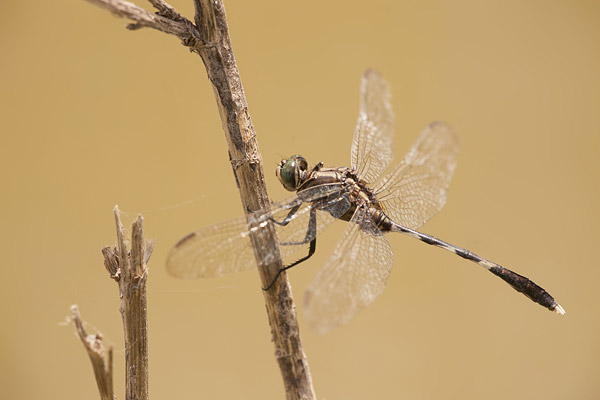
left=83, top=0, right=202, bottom=46
left=102, top=206, right=152, bottom=400
left=192, top=1, right=316, bottom=398
left=70, top=305, right=115, bottom=400
left=146, top=0, right=184, bottom=21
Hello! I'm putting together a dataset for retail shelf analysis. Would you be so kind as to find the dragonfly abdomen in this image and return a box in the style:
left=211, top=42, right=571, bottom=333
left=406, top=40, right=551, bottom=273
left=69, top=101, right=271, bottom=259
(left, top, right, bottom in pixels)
left=388, top=222, right=565, bottom=314
left=365, top=207, right=395, bottom=233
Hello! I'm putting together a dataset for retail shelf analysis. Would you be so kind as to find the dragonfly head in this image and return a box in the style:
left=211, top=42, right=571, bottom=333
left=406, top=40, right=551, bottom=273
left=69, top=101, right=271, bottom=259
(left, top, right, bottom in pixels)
left=276, top=155, right=310, bottom=191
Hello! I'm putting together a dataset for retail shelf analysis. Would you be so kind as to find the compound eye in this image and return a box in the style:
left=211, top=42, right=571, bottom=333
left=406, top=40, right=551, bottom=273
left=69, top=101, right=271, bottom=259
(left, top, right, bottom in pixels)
left=276, top=158, right=299, bottom=191
left=276, top=155, right=309, bottom=191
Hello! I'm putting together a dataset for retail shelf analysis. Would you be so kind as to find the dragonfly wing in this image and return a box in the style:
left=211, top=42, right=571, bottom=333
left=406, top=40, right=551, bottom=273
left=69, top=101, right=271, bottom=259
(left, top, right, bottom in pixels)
left=373, top=121, right=459, bottom=230
left=304, top=207, right=393, bottom=334
left=166, top=215, right=257, bottom=278
left=167, top=184, right=348, bottom=279
left=351, top=70, right=395, bottom=184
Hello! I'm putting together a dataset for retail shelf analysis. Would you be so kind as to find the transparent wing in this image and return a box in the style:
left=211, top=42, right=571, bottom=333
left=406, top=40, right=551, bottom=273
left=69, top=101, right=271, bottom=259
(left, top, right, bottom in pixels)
left=303, top=207, right=393, bottom=334
left=166, top=215, right=258, bottom=278
left=373, top=121, right=459, bottom=230
left=166, top=184, right=348, bottom=279
left=351, top=69, right=395, bottom=184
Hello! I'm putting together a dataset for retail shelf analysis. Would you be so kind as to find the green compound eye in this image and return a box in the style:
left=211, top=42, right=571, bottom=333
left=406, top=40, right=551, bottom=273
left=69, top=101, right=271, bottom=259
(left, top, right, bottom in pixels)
left=279, top=159, right=297, bottom=190
left=276, top=155, right=308, bottom=191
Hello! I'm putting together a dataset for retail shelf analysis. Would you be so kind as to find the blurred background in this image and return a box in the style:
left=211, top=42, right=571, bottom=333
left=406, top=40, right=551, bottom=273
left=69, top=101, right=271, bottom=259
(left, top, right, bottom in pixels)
left=1, top=0, right=598, bottom=399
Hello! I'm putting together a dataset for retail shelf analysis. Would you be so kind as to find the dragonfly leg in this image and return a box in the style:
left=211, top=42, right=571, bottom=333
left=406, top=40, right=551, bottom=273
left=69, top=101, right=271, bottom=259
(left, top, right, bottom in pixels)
left=263, top=207, right=318, bottom=291
left=270, top=203, right=302, bottom=226
left=280, top=206, right=317, bottom=246
left=263, top=237, right=316, bottom=291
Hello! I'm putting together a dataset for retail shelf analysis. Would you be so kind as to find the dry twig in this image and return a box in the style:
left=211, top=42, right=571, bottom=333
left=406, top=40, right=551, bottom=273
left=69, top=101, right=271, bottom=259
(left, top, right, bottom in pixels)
left=83, top=0, right=315, bottom=398
left=101, top=206, right=153, bottom=400
left=70, top=305, right=115, bottom=400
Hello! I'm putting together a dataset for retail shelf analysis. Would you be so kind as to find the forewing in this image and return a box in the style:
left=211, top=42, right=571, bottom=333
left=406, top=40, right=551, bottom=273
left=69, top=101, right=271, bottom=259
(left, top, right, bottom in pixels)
left=373, top=121, right=459, bottom=230
left=167, top=184, right=347, bottom=279
left=303, top=207, right=393, bottom=334
left=351, top=70, right=395, bottom=184
left=166, top=215, right=257, bottom=278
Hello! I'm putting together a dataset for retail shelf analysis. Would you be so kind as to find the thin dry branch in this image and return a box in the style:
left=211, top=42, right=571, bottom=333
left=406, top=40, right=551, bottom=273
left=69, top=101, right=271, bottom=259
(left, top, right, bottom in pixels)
left=190, top=3, right=316, bottom=396
left=70, top=305, right=115, bottom=400
left=83, top=1, right=316, bottom=399
left=102, top=206, right=153, bottom=400
left=84, top=0, right=201, bottom=46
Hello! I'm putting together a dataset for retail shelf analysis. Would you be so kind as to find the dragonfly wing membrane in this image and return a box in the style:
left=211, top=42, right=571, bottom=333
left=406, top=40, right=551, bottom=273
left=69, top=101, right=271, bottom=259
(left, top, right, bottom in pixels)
left=374, top=121, right=459, bottom=230
left=304, top=207, right=393, bottom=334
left=166, top=216, right=257, bottom=279
left=351, top=70, right=395, bottom=184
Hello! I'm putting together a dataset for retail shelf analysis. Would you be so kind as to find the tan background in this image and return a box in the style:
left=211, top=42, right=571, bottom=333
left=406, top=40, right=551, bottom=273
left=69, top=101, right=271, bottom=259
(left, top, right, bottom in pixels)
left=1, top=0, right=598, bottom=399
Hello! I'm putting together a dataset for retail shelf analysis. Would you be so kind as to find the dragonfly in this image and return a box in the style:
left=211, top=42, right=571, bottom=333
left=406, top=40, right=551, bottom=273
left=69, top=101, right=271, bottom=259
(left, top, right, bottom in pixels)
left=167, top=70, right=565, bottom=334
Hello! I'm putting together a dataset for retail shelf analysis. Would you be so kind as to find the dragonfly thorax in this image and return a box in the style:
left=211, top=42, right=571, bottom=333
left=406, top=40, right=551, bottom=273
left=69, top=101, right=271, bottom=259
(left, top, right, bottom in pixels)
left=294, top=162, right=387, bottom=226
